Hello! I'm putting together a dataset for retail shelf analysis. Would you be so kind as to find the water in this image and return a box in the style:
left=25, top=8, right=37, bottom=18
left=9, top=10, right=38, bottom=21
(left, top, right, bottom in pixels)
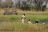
left=32, top=20, right=48, bottom=24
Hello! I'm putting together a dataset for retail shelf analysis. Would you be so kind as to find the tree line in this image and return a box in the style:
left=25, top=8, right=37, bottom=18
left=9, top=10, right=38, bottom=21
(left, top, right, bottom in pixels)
left=0, top=0, right=47, bottom=11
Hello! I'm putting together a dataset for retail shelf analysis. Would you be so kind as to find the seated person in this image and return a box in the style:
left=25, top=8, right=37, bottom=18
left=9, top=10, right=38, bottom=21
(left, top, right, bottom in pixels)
left=28, top=19, right=32, bottom=24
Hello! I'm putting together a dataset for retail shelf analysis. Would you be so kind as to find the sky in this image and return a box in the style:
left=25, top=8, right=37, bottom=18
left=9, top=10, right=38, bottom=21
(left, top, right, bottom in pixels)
left=1, top=0, right=20, bottom=2
left=1, top=0, right=15, bottom=2
left=1, top=0, right=27, bottom=2
left=1, top=0, right=5, bottom=2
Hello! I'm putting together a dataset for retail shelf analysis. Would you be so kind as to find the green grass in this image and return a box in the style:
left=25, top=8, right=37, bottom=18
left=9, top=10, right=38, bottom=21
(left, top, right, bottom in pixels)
left=0, top=15, right=21, bottom=22
left=26, top=15, right=48, bottom=21
left=0, top=15, right=48, bottom=22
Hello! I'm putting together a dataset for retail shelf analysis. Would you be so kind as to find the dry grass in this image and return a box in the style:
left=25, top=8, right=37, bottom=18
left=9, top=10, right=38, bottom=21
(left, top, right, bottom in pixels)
left=0, top=21, right=48, bottom=32
left=0, top=8, right=48, bottom=32
left=0, top=8, right=48, bottom=15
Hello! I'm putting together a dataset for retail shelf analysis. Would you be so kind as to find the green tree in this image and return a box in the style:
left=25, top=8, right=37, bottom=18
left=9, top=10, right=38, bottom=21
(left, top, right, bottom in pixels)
left=34, top=0, right=46, bottom=11
left=1, top=1, right=13, bottom=8
left=5, top=1, right=13, bottom=8
left=20, top=1, right=32, bottom=11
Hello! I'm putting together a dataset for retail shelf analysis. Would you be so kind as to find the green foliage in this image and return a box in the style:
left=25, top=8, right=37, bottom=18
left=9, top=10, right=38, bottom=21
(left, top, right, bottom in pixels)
left=5, top=2, right=13, bottom=8
left=20, top=1, right=32, bottom=10
left=6, top=15, right=21, bottom=22
left=34, top=1, right=46, bottom=11
left=1, top=2, right=13, bottom=8
left=26, top=15, right=48, bottom=22
left=0, top=1, right=47, bottom=11
left=0, top=15, right=48, bottom=22
left=34, top=1, right=42, bottom=11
